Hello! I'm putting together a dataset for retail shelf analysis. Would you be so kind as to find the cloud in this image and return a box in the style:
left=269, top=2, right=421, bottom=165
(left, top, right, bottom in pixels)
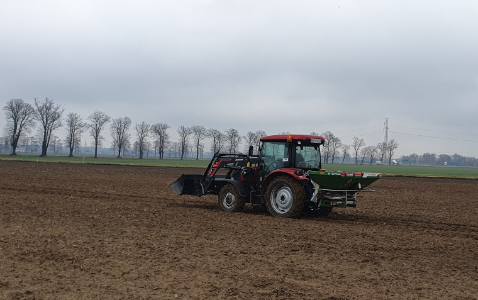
left=1, top=0, right=478, bottom=157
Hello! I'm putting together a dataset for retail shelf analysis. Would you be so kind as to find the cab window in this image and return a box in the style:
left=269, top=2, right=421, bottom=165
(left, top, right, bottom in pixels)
left=261, top=142, right=289, bottom=173
left=295, top=145, right=320, bottom=169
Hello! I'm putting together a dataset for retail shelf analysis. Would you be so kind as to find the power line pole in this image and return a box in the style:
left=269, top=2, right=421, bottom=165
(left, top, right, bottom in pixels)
left=383, top=118, right=389, bottom=164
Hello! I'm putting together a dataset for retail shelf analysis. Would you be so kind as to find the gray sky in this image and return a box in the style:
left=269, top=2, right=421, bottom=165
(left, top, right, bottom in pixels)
left=1, top=0, right=478, bottom=157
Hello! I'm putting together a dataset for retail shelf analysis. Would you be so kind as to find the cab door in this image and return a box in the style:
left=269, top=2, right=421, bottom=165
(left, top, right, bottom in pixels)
left=260, top=142, right=292, bottom=175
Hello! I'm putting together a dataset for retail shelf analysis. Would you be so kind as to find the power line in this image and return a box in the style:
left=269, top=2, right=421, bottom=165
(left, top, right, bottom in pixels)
left=393, top=125, right=478, bottom=137
left=333, top=125, right=383, bottom=134
left=389, top=130, right=478, bottom=143
left=340, top=131, right=384, bottom=139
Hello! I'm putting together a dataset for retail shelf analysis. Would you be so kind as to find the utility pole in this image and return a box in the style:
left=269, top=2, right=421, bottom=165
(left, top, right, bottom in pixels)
left=383, top=118, right=389, bottom=164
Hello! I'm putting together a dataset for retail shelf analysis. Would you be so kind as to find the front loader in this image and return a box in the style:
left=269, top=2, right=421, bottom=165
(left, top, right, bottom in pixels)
left=169, top=134, right=381, bottom=218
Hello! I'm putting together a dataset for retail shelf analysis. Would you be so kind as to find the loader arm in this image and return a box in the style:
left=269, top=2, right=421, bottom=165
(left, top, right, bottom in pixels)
left=169, top=152, right=260, bottom=197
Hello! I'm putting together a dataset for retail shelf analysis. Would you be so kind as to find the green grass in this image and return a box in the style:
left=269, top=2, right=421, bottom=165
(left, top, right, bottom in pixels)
left=1, top=154, right=477, bottom=179
left=322, top=164, right=478, bottom=179
left=0, top=154, right=210, bottom=168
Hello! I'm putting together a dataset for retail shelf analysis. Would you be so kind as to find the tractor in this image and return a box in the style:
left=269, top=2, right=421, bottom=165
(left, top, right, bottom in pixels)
left=169, top=134, right=381, bottom=218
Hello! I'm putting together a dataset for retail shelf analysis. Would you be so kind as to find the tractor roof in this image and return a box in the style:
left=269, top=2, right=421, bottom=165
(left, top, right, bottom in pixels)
left=260, top=134, right=325, bottom=143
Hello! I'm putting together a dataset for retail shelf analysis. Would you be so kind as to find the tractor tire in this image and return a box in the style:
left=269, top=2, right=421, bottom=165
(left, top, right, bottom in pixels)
left=265, top=176, right=305, bottom=218
left=218, top=184, right=245, bottom=212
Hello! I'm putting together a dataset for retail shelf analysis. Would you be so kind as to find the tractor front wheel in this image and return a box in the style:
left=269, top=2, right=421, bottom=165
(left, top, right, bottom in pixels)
left=266, top=176, right=305, bottom=218
left=218, top=184, right=245, bottom=212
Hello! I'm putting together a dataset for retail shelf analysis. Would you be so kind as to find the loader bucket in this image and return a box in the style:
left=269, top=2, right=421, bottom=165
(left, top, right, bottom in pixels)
left=169, top=174, right=204, bottom=196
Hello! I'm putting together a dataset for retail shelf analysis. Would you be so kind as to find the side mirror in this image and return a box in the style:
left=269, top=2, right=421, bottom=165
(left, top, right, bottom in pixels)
left=248, top=145, right=253, bottom=156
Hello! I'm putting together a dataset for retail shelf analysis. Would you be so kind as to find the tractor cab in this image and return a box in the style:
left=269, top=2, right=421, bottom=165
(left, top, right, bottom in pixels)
left=259, top=134, right=325, bottom=175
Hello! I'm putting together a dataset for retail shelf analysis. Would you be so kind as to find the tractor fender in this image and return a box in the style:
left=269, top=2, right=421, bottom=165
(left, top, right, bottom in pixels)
left=213, top=178, right=249, bottom=198
left=262, top=169, right=308, bottom=191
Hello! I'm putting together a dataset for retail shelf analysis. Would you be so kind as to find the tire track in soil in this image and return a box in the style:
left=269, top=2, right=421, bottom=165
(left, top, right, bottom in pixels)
left=1, top=161, right=478, bottom=299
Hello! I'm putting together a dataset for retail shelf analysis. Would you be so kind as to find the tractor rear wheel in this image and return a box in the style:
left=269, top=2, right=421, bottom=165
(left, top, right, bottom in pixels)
left=266, top=176, right=305, bottom=218
left=218, top=184, right=245, bottom=212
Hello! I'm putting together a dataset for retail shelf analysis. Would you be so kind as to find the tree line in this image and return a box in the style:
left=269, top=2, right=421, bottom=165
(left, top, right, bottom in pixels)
left=310, top=131, right=399, bottom=165
left=1, top=98, right=267, bottom=160
left=1, top=97, right=412, bottom=165
left=401, top=153, right=477, bottom=167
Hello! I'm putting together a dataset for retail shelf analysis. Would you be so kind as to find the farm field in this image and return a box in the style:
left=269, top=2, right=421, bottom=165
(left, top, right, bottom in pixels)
left=1, top=154, right=478, bottom=178
left=1, top=161, right=478, bottom=299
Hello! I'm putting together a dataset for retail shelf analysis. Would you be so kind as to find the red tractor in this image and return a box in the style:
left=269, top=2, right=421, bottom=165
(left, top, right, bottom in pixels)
left=170, top=134, right=381, bottom=218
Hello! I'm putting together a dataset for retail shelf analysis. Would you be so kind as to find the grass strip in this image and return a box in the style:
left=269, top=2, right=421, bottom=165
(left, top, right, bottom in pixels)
left=1, top=154, right=477, bottom=179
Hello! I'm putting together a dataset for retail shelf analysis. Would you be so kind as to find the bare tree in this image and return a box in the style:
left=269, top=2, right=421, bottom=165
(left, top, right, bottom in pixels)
left=123, top=138, right=131, bottom=157
left=217, top=132, right=227, bottom=154
left=387, top=139, right=399, bottom=165
left=243, top=131, right=257, bottom=151
left=177, top=126, right=192, bottom=160
left=151, top=123, right=170, bottom=159
left=87, top=111, right=110, bottom=158
left=26, top=136, right=37, bottom=154
left=65, top=112, right=86, bottom=157
left=378, top=142, right=387, bottom=163
left=226, top=128, right=241, bottom=153
left=3, top=99, right=36, bottom=155
left=133, top=141, right=139, bottom=157
left=3, top=134, right=11, bottom=153
left=351, top=137, right=365, bottom=164
left=341, top=144, right=350, bottom=164
left=170, top=141, right=180, bottom=158
left=254, top=130, right=267, bottom=153
left=321, top=131, right=334, bottom=163
left=153, top=140, right=159, bottom=157
left=135, top=121, right=150, bottom=159
left=183, top=141, right=192, bottom=158
left=110, top=117, right=131, bottom=158
left=34, top=98, right=64, bottom=157
left=329, top=135, right=342, bottom=164
left=144, top=141, right=151, bottom=157
left=368, top=146, right=378, bottom=165
left=243, top=130, right=267, bottom=154
left=208, top=128, right=224, bottom=154
left=191, top=125, right=207, bottom=160
left=360, top=147, right=368, bottom=165
left=50, top=135, right=61, bottom=155
left=198, top=143, right=205, bottom=158
left=18, top=135, right=29, bottom=153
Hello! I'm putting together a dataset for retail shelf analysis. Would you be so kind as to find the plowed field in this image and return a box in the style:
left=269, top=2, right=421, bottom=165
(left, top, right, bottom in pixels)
left=1, top=161, right=478, bottom=299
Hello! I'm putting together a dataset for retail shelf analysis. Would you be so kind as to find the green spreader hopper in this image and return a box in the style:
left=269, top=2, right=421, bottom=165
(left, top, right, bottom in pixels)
left=308, top=171, right=382, bottom=190
left=306, top=170, right=382, bottom=209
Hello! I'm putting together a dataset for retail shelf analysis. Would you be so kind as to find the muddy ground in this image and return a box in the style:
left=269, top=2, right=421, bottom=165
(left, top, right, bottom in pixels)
left=1, top=161, right=477, bottom=299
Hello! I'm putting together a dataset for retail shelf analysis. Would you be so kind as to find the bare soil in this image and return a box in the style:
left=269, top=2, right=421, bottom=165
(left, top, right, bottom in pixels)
left=1, top=161, right=478, bottom=299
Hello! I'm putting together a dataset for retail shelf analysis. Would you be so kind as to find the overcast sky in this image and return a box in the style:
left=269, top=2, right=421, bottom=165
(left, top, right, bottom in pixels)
left=1, top=0, right=478, bottom=157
